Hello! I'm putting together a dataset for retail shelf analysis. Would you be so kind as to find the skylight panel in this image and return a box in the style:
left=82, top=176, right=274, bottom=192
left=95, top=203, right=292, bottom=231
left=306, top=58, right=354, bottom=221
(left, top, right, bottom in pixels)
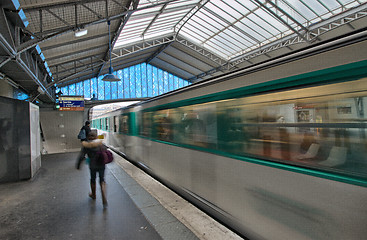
left=284, top=0, right=318, bottom=20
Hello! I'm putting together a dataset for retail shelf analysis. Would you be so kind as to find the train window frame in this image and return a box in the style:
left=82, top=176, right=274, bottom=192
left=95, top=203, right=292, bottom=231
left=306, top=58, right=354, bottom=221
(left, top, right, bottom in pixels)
left=114, top=116, right=118, bottom=133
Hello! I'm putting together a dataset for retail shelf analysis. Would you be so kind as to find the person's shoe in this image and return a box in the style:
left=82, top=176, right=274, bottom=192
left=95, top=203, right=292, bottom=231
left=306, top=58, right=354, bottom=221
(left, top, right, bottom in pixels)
left=89, top=183, right=96, bottom=200
left=100, top=182, right=108, bottom=206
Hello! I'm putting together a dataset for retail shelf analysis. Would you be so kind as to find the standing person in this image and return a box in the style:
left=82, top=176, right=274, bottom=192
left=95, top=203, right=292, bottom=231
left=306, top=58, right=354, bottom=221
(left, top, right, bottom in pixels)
left=82, top=132, right=107, bottom=206
left=76, top=121, right=91, bottom=169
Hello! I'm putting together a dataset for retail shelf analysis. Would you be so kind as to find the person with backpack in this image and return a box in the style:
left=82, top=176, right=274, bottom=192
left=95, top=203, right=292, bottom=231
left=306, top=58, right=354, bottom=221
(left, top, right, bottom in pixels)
left=82, top=131, right=107, bottom=206
left=76, top=121, right=91, bottom=169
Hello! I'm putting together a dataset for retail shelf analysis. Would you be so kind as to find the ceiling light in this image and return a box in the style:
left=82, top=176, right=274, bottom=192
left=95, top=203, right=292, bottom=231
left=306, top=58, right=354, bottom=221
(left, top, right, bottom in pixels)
left=102, top=21, right=120, bottom=82
left=75, top=28, right=88, bottom=37
left=5, top=78, right=19, bottom=89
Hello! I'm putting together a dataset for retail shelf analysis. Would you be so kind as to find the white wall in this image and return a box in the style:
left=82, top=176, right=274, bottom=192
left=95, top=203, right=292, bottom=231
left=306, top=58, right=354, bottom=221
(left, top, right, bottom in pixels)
left=40, top=109, right=84, bottom=154
left=0, top=79, right=13, bottom=98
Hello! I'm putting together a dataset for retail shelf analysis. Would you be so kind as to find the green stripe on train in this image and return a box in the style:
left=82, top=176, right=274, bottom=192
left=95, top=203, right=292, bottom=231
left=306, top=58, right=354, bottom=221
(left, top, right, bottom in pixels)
left=142, top=59, right=367, bottom=112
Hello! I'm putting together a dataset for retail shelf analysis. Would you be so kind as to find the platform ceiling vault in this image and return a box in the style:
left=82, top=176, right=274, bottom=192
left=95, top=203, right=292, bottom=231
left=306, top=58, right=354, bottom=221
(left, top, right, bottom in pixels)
left=1, top=0, right=367, bottom=104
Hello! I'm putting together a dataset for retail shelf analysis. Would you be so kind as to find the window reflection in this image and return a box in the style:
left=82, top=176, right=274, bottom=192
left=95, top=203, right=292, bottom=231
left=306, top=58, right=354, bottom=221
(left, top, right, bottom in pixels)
left=141, top=78, right=367, bottom=178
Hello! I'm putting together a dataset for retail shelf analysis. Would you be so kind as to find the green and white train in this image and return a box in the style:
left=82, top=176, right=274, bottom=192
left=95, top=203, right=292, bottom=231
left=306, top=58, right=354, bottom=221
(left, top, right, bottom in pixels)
left=92, top=30, right=367, bottom=240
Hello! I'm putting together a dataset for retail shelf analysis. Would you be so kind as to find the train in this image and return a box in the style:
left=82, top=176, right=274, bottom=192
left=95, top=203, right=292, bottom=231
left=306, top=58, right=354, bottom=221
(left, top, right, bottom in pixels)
left=91, top=30, right=367, bottom=240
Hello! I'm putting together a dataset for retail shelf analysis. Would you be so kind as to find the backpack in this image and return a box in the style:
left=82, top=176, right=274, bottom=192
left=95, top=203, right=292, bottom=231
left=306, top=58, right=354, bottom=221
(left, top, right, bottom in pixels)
left=96, top=147, right=114, bottom=164
left=77, top=128, right=86, bottom=140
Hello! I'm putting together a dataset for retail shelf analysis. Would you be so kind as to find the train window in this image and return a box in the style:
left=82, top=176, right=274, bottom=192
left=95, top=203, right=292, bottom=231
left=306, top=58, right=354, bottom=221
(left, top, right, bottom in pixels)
left=105, top=118, right=109, bottom=131
left=141, top=79, right=367, bottom=179
left=114, top=116, right=118, bottom=133
left=122, top=115, right=129, bottom=134
left=140, top=112, right=152, bottom=137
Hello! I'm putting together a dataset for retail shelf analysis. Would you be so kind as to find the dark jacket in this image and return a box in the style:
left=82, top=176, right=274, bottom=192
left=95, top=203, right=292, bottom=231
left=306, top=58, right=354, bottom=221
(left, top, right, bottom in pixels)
left=80, top=125, right=91, bottom=142
left=83, top=140, right=105, bottom=169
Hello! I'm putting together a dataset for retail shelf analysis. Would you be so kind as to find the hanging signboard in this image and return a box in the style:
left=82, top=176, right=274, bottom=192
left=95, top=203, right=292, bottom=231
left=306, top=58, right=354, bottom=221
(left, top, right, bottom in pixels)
left=59, top=96, right=84, bottom=111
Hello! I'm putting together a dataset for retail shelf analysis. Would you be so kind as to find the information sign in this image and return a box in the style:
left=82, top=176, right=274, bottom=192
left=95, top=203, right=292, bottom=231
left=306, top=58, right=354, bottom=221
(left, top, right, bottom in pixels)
left=59, top=96, right=84, bottom=111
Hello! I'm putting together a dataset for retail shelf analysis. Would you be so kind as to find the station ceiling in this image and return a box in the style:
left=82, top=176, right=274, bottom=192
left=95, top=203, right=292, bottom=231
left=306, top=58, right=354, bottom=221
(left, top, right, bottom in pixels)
left=1, top=0, right=367, bottom=104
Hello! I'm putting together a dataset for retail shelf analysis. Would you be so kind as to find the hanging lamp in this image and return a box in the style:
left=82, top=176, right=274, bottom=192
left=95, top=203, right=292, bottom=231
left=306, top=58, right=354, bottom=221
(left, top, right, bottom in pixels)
left=102, top=20, right=120, bottom=82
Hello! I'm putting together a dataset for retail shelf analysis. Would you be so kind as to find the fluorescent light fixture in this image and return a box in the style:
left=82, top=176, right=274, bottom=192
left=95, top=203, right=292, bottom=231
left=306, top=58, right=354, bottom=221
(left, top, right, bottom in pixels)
left=5, top=78, right=19, bottom=89
left=75, top=28, right=88, bottom=37
left=37, top=86, right=45, bottom=94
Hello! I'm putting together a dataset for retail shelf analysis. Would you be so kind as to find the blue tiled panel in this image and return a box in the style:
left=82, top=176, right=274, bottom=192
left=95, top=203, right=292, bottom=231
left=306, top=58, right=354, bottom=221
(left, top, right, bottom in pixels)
left=75, top=83, right=80, bottom=95
left=169, top=74, right=173, bottom=91
left=147, top=64, right=153, bottom=97
left=59, top=63, right=188, bottom=100
left=111, top=80, right=117, bottom=99
left=68, top=84, right=76, bottom=95
left=130, top=66, right=136, bottom=98
left=84, top=80, right=91, bottom=98
left=97, top=76, right=105, bottom=100
left=163, top=71, right=168, bottom=93
left=124, top=68, right=130, bottom=98
left=13, top=88, right=29, bottom=100
left=105, top=81, right=111, bottom=100
left=141, top=63, right=147, bottom=97
left=117, top=70, right=124, bottom=99
left=174, top=76, right=179, bottom=89
left=61, top=86, right=68, bottom=96
left=152, top=66, right=158, bottom=97
left=77, top=82, right=83, bottom=96
left=136, top=65, right=142, bottom=98
left=158, top=69, right=163, bottom=95
left=91, top=78, right=97, bottom=99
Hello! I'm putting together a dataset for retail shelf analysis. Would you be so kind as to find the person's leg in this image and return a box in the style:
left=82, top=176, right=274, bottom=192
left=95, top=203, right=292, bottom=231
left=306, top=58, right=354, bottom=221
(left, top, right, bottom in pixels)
left=89, top=168, right=97, bottom=199
left=98, top=168, right=107, bottom=206
left=76, top=147, right=86, bottom=169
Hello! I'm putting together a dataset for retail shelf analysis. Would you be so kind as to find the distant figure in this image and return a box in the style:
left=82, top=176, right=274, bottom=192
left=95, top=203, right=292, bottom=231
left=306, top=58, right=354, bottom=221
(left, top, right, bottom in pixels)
left=81, top=132, right=107, bottom=206
left=76, top=121, right=91, bottom=169
left=91, top=94, right=98, bottom=101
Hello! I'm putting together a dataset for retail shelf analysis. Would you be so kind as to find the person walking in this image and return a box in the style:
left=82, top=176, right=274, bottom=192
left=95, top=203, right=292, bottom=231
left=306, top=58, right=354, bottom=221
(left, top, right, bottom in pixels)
left=82, top=132, right=108, bottom=207
left=76, top=121, right=91, bottom=169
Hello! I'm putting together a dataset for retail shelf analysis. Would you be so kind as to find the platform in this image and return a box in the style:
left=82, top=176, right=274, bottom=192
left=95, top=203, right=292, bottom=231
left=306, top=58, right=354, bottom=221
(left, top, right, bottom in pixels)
left=0, top=151, right=242, bottom=240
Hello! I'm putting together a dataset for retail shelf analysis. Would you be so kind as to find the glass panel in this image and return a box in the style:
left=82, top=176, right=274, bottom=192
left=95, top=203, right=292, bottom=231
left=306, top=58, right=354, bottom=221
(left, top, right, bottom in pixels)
left=158, top=69, right=164, bottom=95
left=105, top=81, right=111, bottom=100
left=124, top=68, right=130, bottom=98
left=97, top=76, right=105, bottom=100
left=13, top=88, right=29, bottom=100
left=152, top=66, right=158, bottom=96
left=75, top=82, right=80, bottom=96
left=68, top=83, right=76, bottom=95
left=141, top=63, right=147, bottom=97
left=130, top=66, right=136, bottom=98
left=147, top=64, right=153, bottom=97
left=174, top=76, right=179, bottom=89
left=78, top=82, right=84, bottom=96
left=169, top=73, right=174, bottom=91
left=91, top=77, right=97, bottom=100
left=163, top=71, right=169, bottom=93
left=61, top=86, right=68, bottom=96
left=136, top=64, right=142, bottom=98
left=84, top=80, right=91, bottom=98
left=117, top=70, right=124, bottom=99
left=111, top=80, right=118, bottom=100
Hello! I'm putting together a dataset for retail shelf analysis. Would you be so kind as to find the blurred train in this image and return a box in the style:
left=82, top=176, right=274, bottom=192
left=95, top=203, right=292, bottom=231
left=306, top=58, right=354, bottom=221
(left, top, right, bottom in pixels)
left=91, top=31, right=367, bottom=240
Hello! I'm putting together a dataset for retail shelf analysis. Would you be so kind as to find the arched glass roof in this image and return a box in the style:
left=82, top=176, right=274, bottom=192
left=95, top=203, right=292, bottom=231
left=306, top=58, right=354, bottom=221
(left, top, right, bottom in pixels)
left=115, top=0, right=366, bottom=60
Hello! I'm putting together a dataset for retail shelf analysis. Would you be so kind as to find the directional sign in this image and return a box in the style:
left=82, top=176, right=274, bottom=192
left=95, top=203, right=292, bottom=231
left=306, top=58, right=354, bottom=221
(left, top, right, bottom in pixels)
left=59, top=96, right=84, bottom=111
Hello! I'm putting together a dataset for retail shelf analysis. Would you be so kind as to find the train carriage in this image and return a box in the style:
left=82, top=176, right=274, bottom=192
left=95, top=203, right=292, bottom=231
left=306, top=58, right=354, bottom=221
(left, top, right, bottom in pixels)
left=92, top=33, right=367, bottom=240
